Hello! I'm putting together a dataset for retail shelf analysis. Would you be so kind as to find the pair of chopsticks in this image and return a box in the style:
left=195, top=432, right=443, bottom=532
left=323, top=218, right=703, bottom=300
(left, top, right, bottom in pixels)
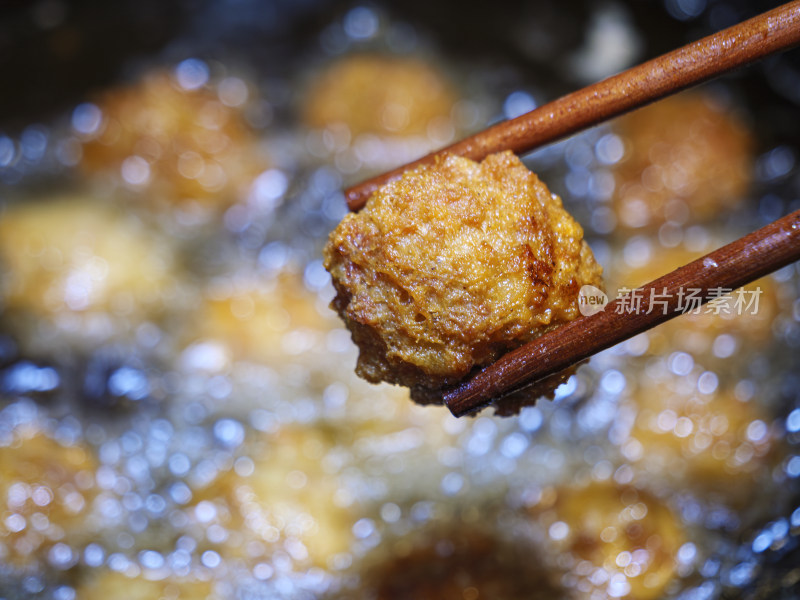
left=345, top=2, right=800, bottom=417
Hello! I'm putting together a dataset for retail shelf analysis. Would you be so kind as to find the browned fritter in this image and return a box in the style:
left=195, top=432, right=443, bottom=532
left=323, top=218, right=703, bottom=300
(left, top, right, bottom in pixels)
left=324, top=151, right=603, bottom=402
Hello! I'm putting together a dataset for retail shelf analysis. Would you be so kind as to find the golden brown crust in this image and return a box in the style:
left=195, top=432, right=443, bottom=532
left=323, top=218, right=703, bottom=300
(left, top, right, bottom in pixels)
left=324, top=151, right=602, bottom=401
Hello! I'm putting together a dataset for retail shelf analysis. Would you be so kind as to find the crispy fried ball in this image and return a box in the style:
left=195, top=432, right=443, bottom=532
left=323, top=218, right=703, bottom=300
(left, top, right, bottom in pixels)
left=338, top=526, right=564, bottom=600
left=535, top=482, right=686, bottom=600
left=78, top=71, right=268, bottom=210
left=76, top=571, right=216, bottom=600
left=0, top=427, right=97, bottom=567
left=627, top=379, right=776, bottom=504
left=0, top=197, right=177, bottom=324
left=324, top=151, right=603, bottom=401
left=611, top=92, right=753, bottom=231
left=303, top=54, right=457, bottom=138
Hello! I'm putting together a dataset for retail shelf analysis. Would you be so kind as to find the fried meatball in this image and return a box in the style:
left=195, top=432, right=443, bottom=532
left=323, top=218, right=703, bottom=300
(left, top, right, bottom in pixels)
left=77, top=70, right=268, bottom=210
left=0, top=427, right=97, bottom=567
left=611, top=92, right=753, bottom=231
left=324, top=151, right=603, bottom=401
left=303, top=54, right=457, bottom=138
left=535, top=482, right=686, bottom=600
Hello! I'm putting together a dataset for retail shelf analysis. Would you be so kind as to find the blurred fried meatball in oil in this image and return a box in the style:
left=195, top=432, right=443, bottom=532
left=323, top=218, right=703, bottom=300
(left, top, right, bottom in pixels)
left=340, top=526, right=564, bottom=600
left=609, top=243, right=780, bottom=359
left=534, top=482, right=686, bottom=600
left=612, top=92, right=753, bottom=231
left=183, top=271, right=339, bottom=369
left=324, top=151, right=603, bottom=402
left=195, top=425, right=357, bottom=570
left=76, top=571, right=215, bottom=600
left=78, top=71, right=268, bottom=210
left=303, top=54, right=457, bottom=138
left=0, top=196, right=177, bottom=322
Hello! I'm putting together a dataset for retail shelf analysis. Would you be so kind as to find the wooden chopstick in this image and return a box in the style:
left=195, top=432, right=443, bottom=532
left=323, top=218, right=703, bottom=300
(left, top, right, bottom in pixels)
left=345, top=1, right=800, bottom=211
left=443, top=210, right=800, bottom=417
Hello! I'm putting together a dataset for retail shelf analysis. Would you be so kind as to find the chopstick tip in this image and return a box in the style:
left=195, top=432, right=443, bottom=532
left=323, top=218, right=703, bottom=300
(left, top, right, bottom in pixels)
left=443, top=384, right=492, bottom=418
